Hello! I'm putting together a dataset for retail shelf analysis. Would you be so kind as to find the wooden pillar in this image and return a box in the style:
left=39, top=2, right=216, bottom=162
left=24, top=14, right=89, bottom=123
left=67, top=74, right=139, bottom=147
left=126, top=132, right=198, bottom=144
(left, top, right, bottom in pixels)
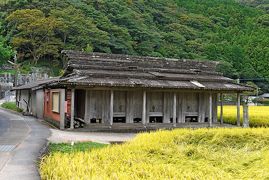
left=173, top=92, right=177, bottom=127
left=70, top=89, right=75, bottom=129
left=181, top=93, right=186, bottom=123
left=126, top=91, right=134, bottom=123
left=237, top=93, right=241, bottom=126
left=220, top=93, right=224, bottom=124
left=243, top=96, right=249, bottom=128
left=209, top=92, right=213, bottom=127
left=142, top=90, right=147, bottom=126
left=84, top=90, right=88, bottom=123
left=60, top=89, right=66, bottom=130
left=198, top=93, right=202, bottom=123
left=163, top=92, right=170, bottom=123
left=110, top=90, right=114, bottom=126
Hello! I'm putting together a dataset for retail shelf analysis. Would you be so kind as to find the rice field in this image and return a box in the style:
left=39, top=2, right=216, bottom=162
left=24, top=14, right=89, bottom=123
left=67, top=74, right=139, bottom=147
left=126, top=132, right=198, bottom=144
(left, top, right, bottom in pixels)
left=40, top=128, right=269, bottom=179
left=219, top=106, right=269, bottom=127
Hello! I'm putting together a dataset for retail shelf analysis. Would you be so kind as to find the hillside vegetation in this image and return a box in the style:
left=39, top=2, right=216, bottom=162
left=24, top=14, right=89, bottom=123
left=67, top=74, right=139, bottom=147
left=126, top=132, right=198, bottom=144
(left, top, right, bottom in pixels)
left=40, top=128, right=269, bottom=179
left=0, top=0, right=268, bottom=89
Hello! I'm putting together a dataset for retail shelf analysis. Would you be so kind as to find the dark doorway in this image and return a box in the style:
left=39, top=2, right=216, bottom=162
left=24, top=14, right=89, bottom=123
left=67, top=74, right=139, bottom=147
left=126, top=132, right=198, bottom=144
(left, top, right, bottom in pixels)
left=185, top=116, right=198, bottom=122
left=75, top=89, right=86, bottom=119
left=134, top=118, right=142, bottom=123
left=113, top=117, right=126, bottom=123
left=149, top=116, right=163, bottom=123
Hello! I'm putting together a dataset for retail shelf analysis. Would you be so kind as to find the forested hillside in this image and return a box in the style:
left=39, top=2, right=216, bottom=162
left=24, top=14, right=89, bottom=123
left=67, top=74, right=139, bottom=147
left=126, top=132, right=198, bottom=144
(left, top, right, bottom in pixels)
left=0, top=0, right=268, bottom=91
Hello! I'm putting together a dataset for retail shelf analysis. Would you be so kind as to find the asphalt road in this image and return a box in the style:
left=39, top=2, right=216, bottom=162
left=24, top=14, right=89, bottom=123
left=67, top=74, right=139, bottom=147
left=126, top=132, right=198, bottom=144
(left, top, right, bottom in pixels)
left=0, top=109, right=50, bottom=180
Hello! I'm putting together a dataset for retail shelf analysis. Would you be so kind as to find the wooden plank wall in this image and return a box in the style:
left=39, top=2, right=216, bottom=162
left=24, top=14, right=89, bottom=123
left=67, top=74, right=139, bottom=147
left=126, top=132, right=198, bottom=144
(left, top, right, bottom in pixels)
left=84, top=89, right=218, bottom=124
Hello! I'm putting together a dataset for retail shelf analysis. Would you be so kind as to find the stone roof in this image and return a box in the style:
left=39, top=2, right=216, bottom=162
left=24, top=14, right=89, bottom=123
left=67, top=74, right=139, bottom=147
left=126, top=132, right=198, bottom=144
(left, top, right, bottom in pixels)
left=57, top=50, right=253, bottom=92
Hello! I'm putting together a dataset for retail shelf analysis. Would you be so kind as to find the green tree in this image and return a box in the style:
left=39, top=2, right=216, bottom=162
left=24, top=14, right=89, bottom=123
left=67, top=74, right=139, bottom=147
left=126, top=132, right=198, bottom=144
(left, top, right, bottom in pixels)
left=50, top=6, right=109, bottom=52
left=6, top=9, right=63, bottom=64
left=0, top=35, right=13, bottom=64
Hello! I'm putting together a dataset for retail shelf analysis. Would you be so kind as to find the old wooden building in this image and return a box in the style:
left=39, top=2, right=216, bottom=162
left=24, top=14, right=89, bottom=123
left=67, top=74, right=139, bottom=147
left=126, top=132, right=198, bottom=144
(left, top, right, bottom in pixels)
left=13, top=78, right=59, bottom=118
left=43, top=51, right=252, bottom=130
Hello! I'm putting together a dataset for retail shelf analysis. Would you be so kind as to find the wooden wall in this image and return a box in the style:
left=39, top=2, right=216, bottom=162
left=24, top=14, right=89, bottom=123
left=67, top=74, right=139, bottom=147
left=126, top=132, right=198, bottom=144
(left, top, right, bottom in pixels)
left=84, top=89, right=218, bottom=124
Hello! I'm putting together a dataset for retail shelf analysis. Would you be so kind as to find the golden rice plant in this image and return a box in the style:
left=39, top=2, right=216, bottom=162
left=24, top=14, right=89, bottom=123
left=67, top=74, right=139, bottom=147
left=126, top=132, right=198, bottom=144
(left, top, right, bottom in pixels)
left=40, top=128, right=269, bottom=180
left=218, top=106, right=269, bottom=127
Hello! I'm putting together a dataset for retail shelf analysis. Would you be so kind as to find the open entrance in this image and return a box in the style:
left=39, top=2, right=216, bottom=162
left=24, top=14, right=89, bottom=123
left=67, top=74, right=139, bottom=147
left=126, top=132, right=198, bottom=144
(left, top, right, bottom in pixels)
left=148, top=92, right=164, bottom=123
left=113, top=91, right=126, bottom=123
left=74, top=89, right=86, bottom=120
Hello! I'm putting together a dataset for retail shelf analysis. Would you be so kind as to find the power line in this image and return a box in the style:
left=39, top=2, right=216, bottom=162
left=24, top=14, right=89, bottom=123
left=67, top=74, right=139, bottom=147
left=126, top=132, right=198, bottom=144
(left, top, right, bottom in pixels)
left=239, top=78, right=269, bottom=81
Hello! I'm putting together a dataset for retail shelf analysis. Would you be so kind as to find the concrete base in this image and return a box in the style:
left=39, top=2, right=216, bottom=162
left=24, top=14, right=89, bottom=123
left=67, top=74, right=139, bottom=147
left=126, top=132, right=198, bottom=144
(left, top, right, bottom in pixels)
left=71, top=123, right=236, bottom=133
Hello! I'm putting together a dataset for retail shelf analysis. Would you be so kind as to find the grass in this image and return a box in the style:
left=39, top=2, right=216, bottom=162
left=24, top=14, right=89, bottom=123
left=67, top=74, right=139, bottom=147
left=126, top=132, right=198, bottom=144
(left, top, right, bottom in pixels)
left=40, top=128, right=269, bottom=179
left=0, top=69, right=16, bottom=75
left=1, top=102, right=23, bottom=112
left=219, top=105, right=269, bottom=127
left=48, top=142, right=108, bottom=153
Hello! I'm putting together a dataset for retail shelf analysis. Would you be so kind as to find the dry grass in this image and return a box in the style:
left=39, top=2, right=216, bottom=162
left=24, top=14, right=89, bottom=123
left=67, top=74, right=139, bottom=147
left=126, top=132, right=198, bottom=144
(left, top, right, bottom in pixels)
left=219, top=106, right=269, bottom=127
left=40, top=128, right=269, bottom=179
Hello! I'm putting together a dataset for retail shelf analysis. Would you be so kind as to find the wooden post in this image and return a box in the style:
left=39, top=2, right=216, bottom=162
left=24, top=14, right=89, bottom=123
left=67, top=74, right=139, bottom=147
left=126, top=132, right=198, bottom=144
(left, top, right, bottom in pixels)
left=60, top=89, right=66, bottom=130
left=84, top=90, right=88, bottom=123
left=142, top=90, right=147, bottom=126
left=173, top=92, right=177, bottom=127
left=220, top=93, right=224, bottom=124
left=237, top=93, right=241, bottom=126
left=243, top=96, right=249, bottom=128
left=181, top=93, right=185, bottom=123
left=70, top=89, right=75, bottom=129
left=209, top=92, right=213, bottom=127
left=110, top=90, right=114, bottom=126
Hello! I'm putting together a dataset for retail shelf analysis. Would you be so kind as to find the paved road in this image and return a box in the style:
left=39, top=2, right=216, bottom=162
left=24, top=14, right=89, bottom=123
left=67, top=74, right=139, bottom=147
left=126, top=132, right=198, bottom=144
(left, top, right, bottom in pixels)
left=0, top=109, right=50, bottom=180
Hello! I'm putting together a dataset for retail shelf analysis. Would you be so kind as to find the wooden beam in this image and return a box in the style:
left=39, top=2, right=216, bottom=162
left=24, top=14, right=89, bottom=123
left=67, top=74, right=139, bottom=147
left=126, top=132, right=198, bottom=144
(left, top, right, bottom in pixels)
left=126, top=91, right=134, bottom=123
left=243, top=96, right=249, bottom=128
left=142, top=90, right=147, bottom=126
left=173, top=92, right=177, bottom=126
left=110, top=90, right=114, bottom=126
left=198, top=93, right=203, bottom=123
left=84, top=90, right=88, bottom=123
left=60, top=89, right=66, bottom=130
left=163, top=92, right=170, bottom=123
left=70, top=89, right=75, bottom=129
left=181, top=93, right=185, bottom=123
left=237, top=93, right=241, bottom=126
left=220, top=93, right=224, bottom=124
left=209, top=92, right=213, bottom=127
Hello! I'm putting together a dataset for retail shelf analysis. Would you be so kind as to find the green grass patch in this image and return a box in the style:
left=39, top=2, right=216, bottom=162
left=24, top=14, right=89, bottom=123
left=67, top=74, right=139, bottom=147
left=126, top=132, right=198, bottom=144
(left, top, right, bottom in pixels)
left=1, top=102, right=23, bottom=112
left=0, top=69, right=16, bottom=75
left=49, top=142, right=108, bottom=153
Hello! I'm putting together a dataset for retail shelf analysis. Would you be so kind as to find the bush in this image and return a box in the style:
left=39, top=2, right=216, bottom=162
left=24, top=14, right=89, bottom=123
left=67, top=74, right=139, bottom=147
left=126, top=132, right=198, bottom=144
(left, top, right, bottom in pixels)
left=40, top=128, right=269, bottom=179
left=1, top=102, right=23, bottom=112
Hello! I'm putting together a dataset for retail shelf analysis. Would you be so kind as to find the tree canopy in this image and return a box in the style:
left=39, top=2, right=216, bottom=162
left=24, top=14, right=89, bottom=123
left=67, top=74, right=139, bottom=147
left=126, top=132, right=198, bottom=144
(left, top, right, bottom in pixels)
left=0, top=0, right=268, bottom=90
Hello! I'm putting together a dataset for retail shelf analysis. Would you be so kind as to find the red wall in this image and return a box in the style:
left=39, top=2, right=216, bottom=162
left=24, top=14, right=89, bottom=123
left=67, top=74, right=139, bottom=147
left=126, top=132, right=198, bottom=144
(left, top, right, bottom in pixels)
left=43, top=89, right=72, bottom=124
left=44, top=89, right=61, bottom=122
left=66, top=89, right=72, bottom=119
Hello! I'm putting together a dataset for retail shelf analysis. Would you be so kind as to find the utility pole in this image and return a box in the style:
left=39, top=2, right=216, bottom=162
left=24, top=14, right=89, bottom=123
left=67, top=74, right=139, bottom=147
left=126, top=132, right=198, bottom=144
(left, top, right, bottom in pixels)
left=8, top=51, right=19, bottom=87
